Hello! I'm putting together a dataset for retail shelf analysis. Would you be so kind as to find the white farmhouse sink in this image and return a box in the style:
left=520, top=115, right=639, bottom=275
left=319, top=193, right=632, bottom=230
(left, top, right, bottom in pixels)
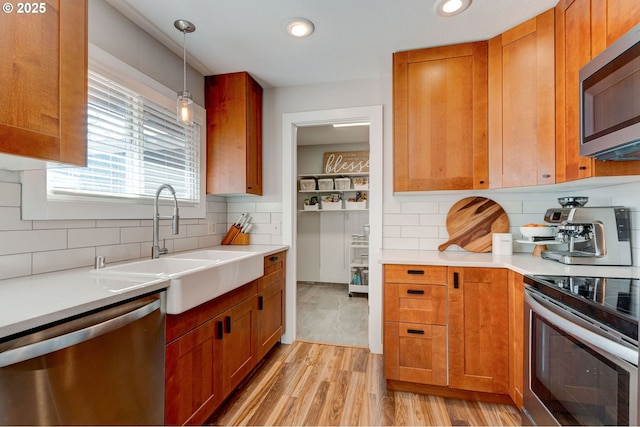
left=91, top=250, right=264, bottom=314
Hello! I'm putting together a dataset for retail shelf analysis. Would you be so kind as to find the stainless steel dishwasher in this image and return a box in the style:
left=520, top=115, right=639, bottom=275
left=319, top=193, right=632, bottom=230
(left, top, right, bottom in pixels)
left=0, top=291, right=166, bottom=425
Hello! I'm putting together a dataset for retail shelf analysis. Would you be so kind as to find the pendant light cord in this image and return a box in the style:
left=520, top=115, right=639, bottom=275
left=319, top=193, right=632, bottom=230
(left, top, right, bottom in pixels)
left=182, top=30, right=187, bottom=92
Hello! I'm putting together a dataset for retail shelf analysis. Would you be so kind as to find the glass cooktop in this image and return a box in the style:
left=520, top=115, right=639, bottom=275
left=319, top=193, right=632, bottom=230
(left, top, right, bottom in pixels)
left=524, top=275, right=639, bottom=341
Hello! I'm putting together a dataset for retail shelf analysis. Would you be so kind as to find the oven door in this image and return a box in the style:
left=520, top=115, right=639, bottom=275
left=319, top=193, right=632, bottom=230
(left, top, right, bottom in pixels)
left=524, top=287, right=638, bottom=426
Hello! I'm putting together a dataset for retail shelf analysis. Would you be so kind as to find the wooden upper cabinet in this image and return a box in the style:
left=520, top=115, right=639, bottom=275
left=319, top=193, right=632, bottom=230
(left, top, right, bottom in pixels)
left=393, top=42, right=489, bottom=192
left=0, top=0, right=87, bottom=167
left=205, top=72, right=263, bottom=195
left=488, top=9, right=556, bottom=188
left=555, top=0, right=640, bottom=182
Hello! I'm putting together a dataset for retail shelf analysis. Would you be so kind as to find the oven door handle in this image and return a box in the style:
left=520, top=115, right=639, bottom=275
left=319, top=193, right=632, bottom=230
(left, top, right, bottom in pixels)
left=526, top=290, right=638, bottom=366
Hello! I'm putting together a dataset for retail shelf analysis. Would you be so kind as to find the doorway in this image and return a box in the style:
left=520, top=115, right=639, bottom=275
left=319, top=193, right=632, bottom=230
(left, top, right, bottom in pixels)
left=296, top=124, right=370, bottom=346
left=281, top=105, right=383, bottom=354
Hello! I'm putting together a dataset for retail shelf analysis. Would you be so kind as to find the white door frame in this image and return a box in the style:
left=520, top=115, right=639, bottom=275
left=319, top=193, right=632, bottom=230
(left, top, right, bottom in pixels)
left=281, top=105, right=383, bottom=354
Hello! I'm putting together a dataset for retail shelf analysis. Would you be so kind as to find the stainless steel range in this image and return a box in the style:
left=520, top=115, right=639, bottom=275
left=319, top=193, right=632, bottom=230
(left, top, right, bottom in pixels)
left=523, top=274, right=638, bottom=426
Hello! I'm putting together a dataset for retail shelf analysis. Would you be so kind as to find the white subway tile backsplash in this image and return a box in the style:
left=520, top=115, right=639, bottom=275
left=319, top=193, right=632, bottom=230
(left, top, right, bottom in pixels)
left=186, top=223, right=208, bottom=237
left=0, top=230, right=67, bottom=255
left=174, top=237, right=200, bottom=253
left=401, top=225, right=439, bottom=238
left=33, top=219, right=96, bottom=230
left=120, top=226, right=151, bottom=244
left=96, top=243, right=142, bottom=264
left=0, top=254, right=31, bottom=279
left=68, top=227, right=120, bottom=248
left=382, top=225, right=401, bottom=237
left=33, top=247, right=96, bottom=274
left=0, top=207, right=31, bottom=231
left=401, top=202, right=439, bottom=214
left=383, top=237, right=419, bottom=250
left=384, top=213, right=419, bottom=226
left=0, top=182, right=20, bottom=207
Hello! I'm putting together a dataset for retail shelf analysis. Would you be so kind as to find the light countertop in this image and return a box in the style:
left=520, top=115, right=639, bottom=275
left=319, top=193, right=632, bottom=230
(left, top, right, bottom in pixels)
left=0, top=245, right=288, bottom=339
left=379, top=249, right=640, bottom=279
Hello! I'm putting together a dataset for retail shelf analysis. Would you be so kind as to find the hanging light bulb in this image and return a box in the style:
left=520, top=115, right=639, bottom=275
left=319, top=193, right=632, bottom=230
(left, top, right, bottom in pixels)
left=174, top=19, right=196, bottom=124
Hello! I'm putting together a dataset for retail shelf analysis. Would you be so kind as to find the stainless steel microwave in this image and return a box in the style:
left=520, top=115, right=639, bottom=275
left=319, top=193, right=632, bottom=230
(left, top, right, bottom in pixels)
left=580, top=23, right=640, bottom=161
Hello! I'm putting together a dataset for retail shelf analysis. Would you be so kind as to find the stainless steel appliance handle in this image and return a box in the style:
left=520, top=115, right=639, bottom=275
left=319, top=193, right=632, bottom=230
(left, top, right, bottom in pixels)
left=0, top=297, right=161, bottom=368
left=525, top=290, right=638, bottom=365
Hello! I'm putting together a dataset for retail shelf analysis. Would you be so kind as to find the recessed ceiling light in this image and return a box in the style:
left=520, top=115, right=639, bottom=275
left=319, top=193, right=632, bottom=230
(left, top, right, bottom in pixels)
left=285, top=17, right=315, bottom=38
left=434, top=0, right=472, bottom=17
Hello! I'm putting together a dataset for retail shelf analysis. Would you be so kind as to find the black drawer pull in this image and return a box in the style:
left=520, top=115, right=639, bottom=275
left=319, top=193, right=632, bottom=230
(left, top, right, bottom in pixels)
left=407, top=289, right=425, bottom=295
left=407, top=329, right=425, bottom=335
left=217, top=321, right=223, bottom=339
left=225, top=316, right=231, bottom=334
left=407, top=269, right=424, bottom=275
left=270, top=256, right=279, bottom=262
left=258, top=296, right=264, bottom=310
left=454, top=272, right=459, bottom=289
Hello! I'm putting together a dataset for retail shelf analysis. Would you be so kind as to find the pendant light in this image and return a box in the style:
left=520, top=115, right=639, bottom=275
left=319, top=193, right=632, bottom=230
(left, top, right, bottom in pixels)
left=174, top=19, right=196, bottom=124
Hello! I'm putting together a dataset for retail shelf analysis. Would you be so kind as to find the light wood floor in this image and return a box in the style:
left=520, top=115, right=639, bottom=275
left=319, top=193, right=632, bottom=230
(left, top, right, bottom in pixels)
left=207, top=341, right=522, bottom=426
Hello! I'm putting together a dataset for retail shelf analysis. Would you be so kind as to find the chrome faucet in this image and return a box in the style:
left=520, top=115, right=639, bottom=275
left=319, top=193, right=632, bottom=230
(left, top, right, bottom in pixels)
left=152, top=184, right=180, bottom=259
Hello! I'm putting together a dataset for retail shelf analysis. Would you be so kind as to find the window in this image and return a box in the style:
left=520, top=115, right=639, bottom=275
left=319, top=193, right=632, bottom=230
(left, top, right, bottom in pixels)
left=21, top=46, right=205, bottom=220
left=49, top=70, right=200, bottom=204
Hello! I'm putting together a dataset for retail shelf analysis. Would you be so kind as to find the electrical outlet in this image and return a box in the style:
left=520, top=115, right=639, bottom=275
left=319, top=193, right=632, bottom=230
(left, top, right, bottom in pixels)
left=272, top=222, right=281, bottom=235
left=208, top=222, right=216, bottom=234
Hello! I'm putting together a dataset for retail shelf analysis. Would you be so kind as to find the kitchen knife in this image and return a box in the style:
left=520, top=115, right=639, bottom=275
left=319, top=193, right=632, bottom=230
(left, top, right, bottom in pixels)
left=243, top=223, right=254, bottom=234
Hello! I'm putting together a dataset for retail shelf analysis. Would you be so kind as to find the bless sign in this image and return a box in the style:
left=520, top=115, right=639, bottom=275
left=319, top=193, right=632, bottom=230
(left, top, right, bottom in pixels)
left=323, top=151, right=369, bottom=174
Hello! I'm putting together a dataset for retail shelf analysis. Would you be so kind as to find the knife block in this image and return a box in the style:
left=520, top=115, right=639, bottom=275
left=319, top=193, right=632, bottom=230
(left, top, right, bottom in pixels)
left=230, top=232, right=250, bottom=245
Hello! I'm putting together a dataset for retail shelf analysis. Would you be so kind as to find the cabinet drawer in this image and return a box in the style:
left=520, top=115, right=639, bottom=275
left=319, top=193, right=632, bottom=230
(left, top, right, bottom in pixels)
left=384, top=321, right=447, bottom=386
left=385, top=283, right=447, bottom=325
left=384, top=265, right=447, bottom=284
left=258, top=251, right=286, bottom=291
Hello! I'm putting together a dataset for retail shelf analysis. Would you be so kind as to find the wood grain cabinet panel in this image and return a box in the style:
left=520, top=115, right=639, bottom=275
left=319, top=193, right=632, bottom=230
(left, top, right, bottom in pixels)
left=0, top=0, right=87, bottom=166
left=205, top=71, right=263, bottom=195
left=555, top=0, right=640, bottom=182
left=165, top=319, right=222, bottom=426
left=393, top=42, right=489, bottom=191
left=383, top=265, right=448, bottom=387
left=257, top=251, right=286, bottom=359
left=508, top=271, right=524, bottom=408
left=448, top=267, right=509, bottom=395
left=488, top=9, right=555, bottom=188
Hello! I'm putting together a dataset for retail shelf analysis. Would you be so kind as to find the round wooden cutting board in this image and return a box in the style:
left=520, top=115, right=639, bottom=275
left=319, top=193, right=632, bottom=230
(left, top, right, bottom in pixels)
left=438, top=197, right=510, bottom=253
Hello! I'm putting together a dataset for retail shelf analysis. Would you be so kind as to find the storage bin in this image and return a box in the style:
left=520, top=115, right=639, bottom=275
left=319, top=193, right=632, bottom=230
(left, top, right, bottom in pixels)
left=345, top=200, right=367, bottom=210
left=299, top=179, right=316, bottom=191
left=334, top=177, right=351, bottom=190
left=352, top=176, right=369, bottom=190
left=321, top=199, right=342, bottom=210
left=318, top=179, right=334, bottom=190
left=303, top=203, right=319, bottom=211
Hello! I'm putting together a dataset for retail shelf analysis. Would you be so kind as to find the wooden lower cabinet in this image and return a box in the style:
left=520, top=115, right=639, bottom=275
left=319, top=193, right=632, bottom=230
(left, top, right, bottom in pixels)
left=383, top=265, right=448, bottom=386
left=257, top=252, right=286, bottom=359
left=384, top=264, right=513, bottom=404
left=448, top=267, right=509, bottom=395
left=165, top=252, right=286, bottom=425
left=508, top=271, right=525, bottom=407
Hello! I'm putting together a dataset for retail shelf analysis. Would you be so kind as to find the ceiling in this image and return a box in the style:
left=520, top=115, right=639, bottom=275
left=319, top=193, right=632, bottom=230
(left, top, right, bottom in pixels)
left=106, top=0, right=559, bottom=89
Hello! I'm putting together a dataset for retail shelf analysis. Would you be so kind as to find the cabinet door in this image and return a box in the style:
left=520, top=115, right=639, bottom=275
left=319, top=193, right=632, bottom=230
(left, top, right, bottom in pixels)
left=508, top=271, right=524, bottom=408
left=205, top=72, right=263, bottom=195
left=384, top=321, right=448, bottom=386
left=217, top=296, right=258, bottom=394
left=165, top=319, right=222, bottom=426
left=488, top=10, right=555, bottom=188
left=257, top=281, right=284, bottom=359
left=0, top=0, right=87, bottom=166
left=393, top=42, right=488, bottom=191
left=448, top=268, right=509, bottom=394
left=555, top=0, right=640, bottom=182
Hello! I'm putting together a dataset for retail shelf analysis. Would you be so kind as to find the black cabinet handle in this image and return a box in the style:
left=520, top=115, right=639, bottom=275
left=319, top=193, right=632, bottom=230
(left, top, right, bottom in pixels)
left=579, top=166, right=587, bottom=170
left=407, top=329, right=425, bottom=335
left=454, top=272, right=459, bottom=289
left=217, top=321, right=223, bottom=339
left=407, top=289, right=425, bottom=295
left=270, top=255, right=279, bottom=262
left=225, top=316, right=231, bottom=334
left=258, top=296, right=264, bottom=310
left=407, top=269, right=424, bottom=275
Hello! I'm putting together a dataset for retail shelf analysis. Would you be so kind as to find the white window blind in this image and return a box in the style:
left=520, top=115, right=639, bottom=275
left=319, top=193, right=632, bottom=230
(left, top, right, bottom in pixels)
left=47, top=70, right=200, bottom=204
